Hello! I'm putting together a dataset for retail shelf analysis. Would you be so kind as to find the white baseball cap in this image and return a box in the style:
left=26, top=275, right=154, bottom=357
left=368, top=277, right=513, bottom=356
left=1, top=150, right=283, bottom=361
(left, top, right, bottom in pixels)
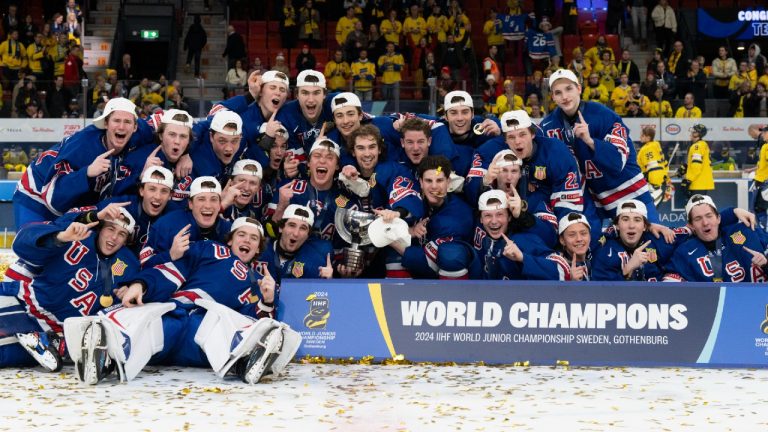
left=231, top=159, right=263, bottom=179
left=309, top=138, right=341, bottom=158
left=548, top=69, right=580, bottom=88
left=558, top=212, right=591, bottom=235
left=296, top=70, right=326, bottom=89
left=141, top=165, right=174, bottom=189
left=500, top=110, right=533, bottom=133
left=616, top=199, right=648, bottom=219
left=93, top=97, right=138, bottom=129
left=189, top=176, right=222, bottom=198
left=444, top=90, right=473, bottom=112
left=105, top=207, right=136, bottom=236
left=368, top=217, right=410, bottom=248
left=478, top=190, right=509, bottom=211
left=492, top=149, right=522, bottom=168
left=331, top=92, right=362, bottom=112
left=210, top=110, right=243, bottom=136
left=231, top=216, right=265, bottom=237
left=161, top=109, right=194, bottom=128
left=685, top=194, right=717, bottom=219
left=261, top=70, right=290, bottom=89
left=282, top=204, right=315, bottom=226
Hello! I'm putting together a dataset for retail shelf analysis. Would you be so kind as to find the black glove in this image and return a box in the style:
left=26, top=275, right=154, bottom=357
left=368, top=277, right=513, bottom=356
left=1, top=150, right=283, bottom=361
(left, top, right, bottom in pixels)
left=680, top=179, right=691, bottom=196
left=675, top=164, right=687, bottom=178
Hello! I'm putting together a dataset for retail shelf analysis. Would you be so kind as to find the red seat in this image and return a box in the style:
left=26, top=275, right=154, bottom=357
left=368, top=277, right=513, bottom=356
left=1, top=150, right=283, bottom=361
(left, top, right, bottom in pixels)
left=563, top=34, right=580, bottom=64
left=231, top=20, right=248, bottom=36
left=605, top=34, right=620, bottom=58
left=581, top=34, right=598, bottom=51
left=268, top=21, right=280, bottom=33
left=249, top=21, right=267, bottom=34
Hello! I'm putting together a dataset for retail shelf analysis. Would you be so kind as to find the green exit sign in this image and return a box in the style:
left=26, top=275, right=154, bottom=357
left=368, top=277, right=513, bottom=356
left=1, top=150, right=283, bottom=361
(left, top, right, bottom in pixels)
left=141, top=30, right=159, bottom=39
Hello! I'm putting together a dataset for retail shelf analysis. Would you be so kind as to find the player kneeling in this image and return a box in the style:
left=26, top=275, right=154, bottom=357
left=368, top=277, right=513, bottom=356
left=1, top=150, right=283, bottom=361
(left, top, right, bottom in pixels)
left=63, top=217, right=301, bottom=385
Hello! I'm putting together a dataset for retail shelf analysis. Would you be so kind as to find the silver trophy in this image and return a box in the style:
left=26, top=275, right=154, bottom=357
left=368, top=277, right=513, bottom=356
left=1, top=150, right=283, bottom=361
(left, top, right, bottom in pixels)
left=334, top=208, right=377, bottom=273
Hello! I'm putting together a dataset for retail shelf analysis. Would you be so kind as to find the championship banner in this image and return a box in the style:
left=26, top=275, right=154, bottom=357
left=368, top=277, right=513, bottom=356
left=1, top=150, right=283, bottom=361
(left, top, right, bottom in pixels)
left=279, top=280, right=768, bottom=367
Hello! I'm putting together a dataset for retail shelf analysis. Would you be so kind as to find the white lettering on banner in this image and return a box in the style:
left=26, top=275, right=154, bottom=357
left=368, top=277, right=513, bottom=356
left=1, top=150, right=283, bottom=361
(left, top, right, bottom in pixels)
left=401, top=301, right=688, bottom=330
left=738, top=10, right=768, bottom=21
left=0, top=119, right=89, bottom=142
left=622, top=118, right=766, bottom=142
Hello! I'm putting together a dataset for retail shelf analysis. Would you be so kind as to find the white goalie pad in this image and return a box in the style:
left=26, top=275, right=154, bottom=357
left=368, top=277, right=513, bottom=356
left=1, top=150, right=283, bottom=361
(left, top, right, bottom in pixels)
left=269, top=323, right=302, bottom=377
left=63, top=303, right=175, bottom=382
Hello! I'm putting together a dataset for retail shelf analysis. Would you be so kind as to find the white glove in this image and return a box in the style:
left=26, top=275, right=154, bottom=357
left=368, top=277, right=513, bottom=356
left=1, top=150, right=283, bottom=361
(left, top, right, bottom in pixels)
left=338, top=172, right=371, bottom=197
left=448, top=172, right=464, bottom=193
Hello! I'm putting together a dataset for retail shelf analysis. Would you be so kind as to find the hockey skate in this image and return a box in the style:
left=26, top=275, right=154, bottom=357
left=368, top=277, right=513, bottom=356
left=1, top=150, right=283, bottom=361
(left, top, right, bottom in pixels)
left=237, top=327, right=284, bottom=384
left=16, top=331, right=66, bottom=372
left=76, top=321, right=114, bottom=385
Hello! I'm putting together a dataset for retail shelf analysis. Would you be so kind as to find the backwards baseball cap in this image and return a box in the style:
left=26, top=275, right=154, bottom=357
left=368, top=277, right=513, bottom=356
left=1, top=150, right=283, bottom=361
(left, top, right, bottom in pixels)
left=309, top=138, right=341, bottom=158
left=492, top=149, right=522, bottom=168
left=500, top=110, right=533, bottom=133
left=558, top=212, right=591, bottom=235
left=232, top=159, right=263, bottom=179
left=331, top=92, right=362, bottom=112
left=261, top=70, right=290, bottom=89
left=444, top=90, right=473, bottom=112
left=296, top=69, right=326, bottom=89
left=368, top=217, right=410, bottom=248
left=161, top=109, right=194, bottom=128
left=189, top=176, right=222, bottom=198
left=210, top=110, right=243, bottom=136
left=685, top=194, right=717, bottom=219
left=282, top=204, right=315, bottom=226
left=548, top=69, right=580, bottom=88
left=231, top=216, right=265, bottom=237
left=141, top=165, right=174, bottom=189
left=105, top=207, right=136, bottom=236
left=93, top=97, right=138, bottom=129
left=478, top=190, right=509, bottom=211
left=616, top=199, right=648, bottom=219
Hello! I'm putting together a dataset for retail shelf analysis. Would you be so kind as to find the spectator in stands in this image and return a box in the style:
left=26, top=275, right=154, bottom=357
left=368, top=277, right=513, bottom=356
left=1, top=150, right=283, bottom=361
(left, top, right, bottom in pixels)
left=544, top=55, right=563, bottom=78
left=712, top=46, right=737, bottom=99
left=226, top=59, right=247, bottom=97
left=525, top=71, right=544, bottom=103
left=63, top=45, right=84, bottom=95
left=436, top=66, right=455, bottom=100
left=681, top=59, right=707, bottom=112
left=411, top=37, right=428, bottom=98
left=628, top=0, right=648, bottom=47
left=483, top=74, right=502, bottom=115
left=675, top=92, right=702, bottom=118
left=3, top=4, right=19, bottom=34
left=165, top=87, right=189, bottom=111
left=280, top=0, right=297, bottom=49
left=649, top=87, right=673, bottom=118
left=403, top=4, right=427, bottom=59
left=381, top=9, right=403, bottom=50
left=20, top=100, right=43, bottom=118
left=337, top=7, right=360, bottom=48
left=646, top=48, right=664, bottom=78
left=298, top=0, right=322, bottom=48
left=439, top=34, right=463, bottom=82
left=617, top=49, right=641, bottom=85
left=639, top=71, right=657, bottom=99
left=483, top=8, right=505, bottom=73
left=748, top=82, right=767, bottom=117
left=26, top=33, right=45, bottom=83
left=344, top=20, right=368, bottom=62
left=325, top=49, right=351, bottom=92
left=272, top=53, right=290, bottom=77
left=668, top=41, right=690, bottom=93
left=422, top=50, right=438, bottom=94
left=584, top=35, right=614, bottom=72
left=496, top=80, right=523, bottom=115
left=183, top=15, right=207, bottom=78
left=568, top=47, right=586, bottom=80
left=365, top=0, right=386, bottom=29
left=47, top=76, right=71, bottom=118
left=606, top=0, right=625, bottom=36
left=65, top=97, right=82, bottom=118
left=351, top=49, right=376, bottom=101
left=117, top=53, right=136, bottom=89
left=65, top=12, right=80, bottom=44
left=295, top=45, right=317, bottom=76
left=655, top=61, right=676, bottom=100
left=482, top=45, right=502, bottom=85
left=594, top=49, right=619, bottom=93
left=624, top=100, right=644, bottom=118
left=651, top=0, right=676, bottom=56
left=366, top=23, right=385, bottom=62
left=252, top=57, right=264, bottom=72
left=51, top=13, right=65, bottom=35
left=729, top=80, right=755, bottom=118
left=611, top=73, right=630, bottom=115
left=712, top=146, right=737, bottom=171
left=66, top=0, right=83, bottom=22
left=21, top=14, right=36, bottom=46
left=729, top=60, right=753, bottom=92
left=222, top=25, right=246, bottom=71
left=581, top=72, right=609, bottom=105
left=378, top=42, right=404, bottom=101
left=0, top=30, right=25, bottom=87
left=14, top=78, right=42, bottom=117
left=426, top=3, right=447, bottom=50
left=746, top=43, right=767, bottom=78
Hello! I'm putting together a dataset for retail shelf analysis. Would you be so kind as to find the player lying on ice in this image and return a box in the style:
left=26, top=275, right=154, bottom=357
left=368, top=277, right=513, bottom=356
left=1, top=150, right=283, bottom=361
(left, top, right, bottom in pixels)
left=63, top=217, right=301, bottom=385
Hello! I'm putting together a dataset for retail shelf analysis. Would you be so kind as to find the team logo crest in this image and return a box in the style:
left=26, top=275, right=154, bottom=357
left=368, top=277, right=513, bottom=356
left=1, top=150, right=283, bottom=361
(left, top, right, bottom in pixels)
left=292, top=261, right=305, bottom=278
left=731, top=231, right=746, bottom=245
left=368, top=173, right=377, bottom=187
left=111, top=259, right=127, bottom=276
left=760, top=305, right=768, bottom=334
left=335, top=194, right=350, bottom=208
left=534, top=166, right=546, bottom=180
left=303, top=293, right=330, bottom=329
left=647, top=248, right=658, bottom=263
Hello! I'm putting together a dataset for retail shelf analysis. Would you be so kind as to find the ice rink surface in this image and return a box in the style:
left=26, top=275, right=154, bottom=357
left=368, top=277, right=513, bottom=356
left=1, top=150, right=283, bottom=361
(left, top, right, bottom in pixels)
left=1, top=362, right=766, bottom=431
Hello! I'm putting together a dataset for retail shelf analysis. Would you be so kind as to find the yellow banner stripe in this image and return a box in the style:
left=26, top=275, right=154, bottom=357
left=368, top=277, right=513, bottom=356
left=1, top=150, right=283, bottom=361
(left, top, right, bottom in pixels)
left=368, top=283, right=396, bottom=358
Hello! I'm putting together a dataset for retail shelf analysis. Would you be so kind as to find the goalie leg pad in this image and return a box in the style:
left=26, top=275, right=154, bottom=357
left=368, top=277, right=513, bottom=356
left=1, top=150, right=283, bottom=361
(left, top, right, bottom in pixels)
left=268, top=323, right=302, bottom=377
left=239, top=326, right=284, bottom=384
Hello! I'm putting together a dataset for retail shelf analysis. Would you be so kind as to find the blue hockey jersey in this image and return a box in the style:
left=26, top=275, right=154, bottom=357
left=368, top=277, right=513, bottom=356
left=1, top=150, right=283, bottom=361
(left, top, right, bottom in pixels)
left=525, top=29, right=556, bottom=60
left=500, top=14, right=526, bottom=41
left=472, top=228, right=555, bottom=279
left=266, top=179, right=345, bottom=242
left=343, top=160, right=425, bottom=224
left=592, top=229, right=688, bottom=281
left=258, top=237, right=334, bottom=281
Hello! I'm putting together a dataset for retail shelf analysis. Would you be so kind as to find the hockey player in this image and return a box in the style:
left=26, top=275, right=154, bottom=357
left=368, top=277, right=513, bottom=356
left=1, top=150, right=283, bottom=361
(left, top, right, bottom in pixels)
left=220, top=159, right=266, bottom=222
left=440, top=90, right=501, bottom=150
left=258, top=204, right=335, bottom=281
left=465, top=109, right=583, bottom=224
left=139, top=176, right=232, bottom=268
left=592, top=199, right=681, bottom=281
left=636, top=126, right=670, bottom=206
left=752, top=127, right=768, bottom=228
left=664, top=195, right=768, bottom=283
left=388, top=156, right=477, bottom=279
left=65, top=217, right=301, bottom=385
left=676, top=124, right=713, bottom=198
left=542, top=69, right=673, bottom=243
left=187, top=110, right=246, bottom=186
left=5, top=206, right=139, bottom=372
left=14, top=97, right=156, bottom=227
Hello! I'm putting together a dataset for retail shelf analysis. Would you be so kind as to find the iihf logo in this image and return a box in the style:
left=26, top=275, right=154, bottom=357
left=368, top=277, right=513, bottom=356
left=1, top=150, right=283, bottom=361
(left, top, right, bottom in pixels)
left=761, top=305, right=768, bottom=334
left=304, top=293, right=330, bottom=329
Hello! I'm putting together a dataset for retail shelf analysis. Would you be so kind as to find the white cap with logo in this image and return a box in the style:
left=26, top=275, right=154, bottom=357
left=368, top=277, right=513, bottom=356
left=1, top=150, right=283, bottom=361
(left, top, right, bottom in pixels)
left=685, top=194, right=717, bottom=219
left=231, top=159, right=263, bottom=179
left=161, top=109, right=194, bottom=128
left=492, top=149, right=522, bottom=168
left=331, top=92, right=362, bottom=112
left=296, top=70, right=326, bottom=89
left=189, top=176, right=222, bottom=198
left=210, top=111, right=243, bottom=136
left=478, top=190, right=509, bottom=211
left=141, top=165, right=174, bottom=189
left=616, top=199, right=648, bottom=219
left=261, top=70, right=290, bottom=89
left=106, top=207, right=136, bottom=236
left=309, top=138, right=341, bottom=158
left=282, top=204, right=315, bottom=226
left=500, top=110, right=533, bottom=133
left=93, top=97, right=138, bottom=129
left=558, top=212, right=591, bottom=235
left=443, top=90, right=473, bottom=112
left=231, top=216, right=265, bottom=237
left=548, top=69, right=581, bottom=88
